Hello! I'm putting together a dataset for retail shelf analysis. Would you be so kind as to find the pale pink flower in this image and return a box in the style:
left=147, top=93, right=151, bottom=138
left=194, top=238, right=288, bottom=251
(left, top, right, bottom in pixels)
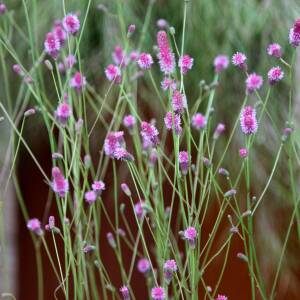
left=246, top=73, right=263, bottom=94
left=63, top=13, right=80, bottom=35
left=164, top=112, right=182, bottom=135
left=214, top=55, right=229, bottom=73
left=137, top=52, right=153, bottom=69
left=267, top=66, right=284, bottom=85
left=151, top=287, right=166, bottom=300
left=178, top=54, right=194, bottom=74
left=172, top=90, right=187, bottom=113
left=240, top=106, right=258, bottom=134
left=55, top=102, right=72, bottom=126
left=161, top=77, right=177, bottom=91
left=192, top=113, right=206, bottom=130
left=105, top=64, right=121, bottom=83
left=267, top=43, right=282, bottom=58
left=232, top=52, right=247, bottom=69
left=70, top=71, right=86, bottom=91
left=52, top=167, right=69, bottom=197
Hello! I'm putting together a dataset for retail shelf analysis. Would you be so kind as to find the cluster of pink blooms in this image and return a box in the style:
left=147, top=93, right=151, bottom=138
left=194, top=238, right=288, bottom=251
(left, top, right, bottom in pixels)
left=157, top=31, right=175, bottom=74
left=163, top=259, right=177, bottom=284
left=161, top=77, right=177, bottom=91
left=172, top=90, right=187, bottom=113
left=27, top=218, right=43, bottom=236
left=164, top=111, right=182, bottom=135
left=240, top=106, right=258, bottom=135
left=137, top=258, right=151, bottom=274
left=70, top=71, right=87, bottom=92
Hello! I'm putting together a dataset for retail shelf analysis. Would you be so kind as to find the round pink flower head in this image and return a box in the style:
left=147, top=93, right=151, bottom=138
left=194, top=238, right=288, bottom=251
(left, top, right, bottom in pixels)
left=70, top=71, right=86, bottom=92
left=114, top=148, right=134, bottom=162
left=134, top=201, right=146, bottom=219
left=105, top=64, right=122, bottom=84
left=289, top=27, right=300, bottom=47
left=161, top=77, right=177, bottom=91
left=179, top=151, right=190, bottom=175
left=64, top=54, right=77, bottom=69
left=12, top=64, right=23, bottom=76
left=213, top=123, right=225, bottom=139
left=120, top=286, right=130, bottom=300
left=151, top=287, right=166, bottom=300
left=112, top=46, right=128, bottom=67
left=213, top=55, right=229, bottom=73
left=63, top=13, right=80, bottom=35
left=137, top=258, right=150, bottom=274
left=268, top=66, right=284, bottom=85
left=27, top=218, right=43, bottom=236
left=239, top=148, right=248, bottom=158
left=157, top=19, right=168, bottom=29
left=53, top=24, right=67, bottom=46
left=178, top=54, right=194, bottom=75
left=183, top=226, right=197, bottom=248
left=164, top=111, right=182, bottom=135
left=216, top=295, right=228, bottom=300
left=55, top=102, right=72, bottom=126
left=164, top=259, right=177, bottom=284
left=0, top=3, right=7, bottom=15
left=192, top=113, right=206, bottom=130
left=44, top=32, right=60, bottom=59
left=232, top=52, right=247, bottom=70
left=246, top=73, right=263, bottom=94
left=137, top=52, right=153, bottom=69
left=85, top=190, right=97, bottom=204
left=123, top=115, right=136, bottom=133
left=52, top=167, right=69, bottom=197
left=92, top=180, right=105, bottom=195
left=172, top=90, right=187, bottom=114
left=104, top=131, right=125, bottom=157
left=157, top=30, right=175, bottom=74
left=140, top=121, right=159, bottom=147
left=240, top=106, right=258, bottom=135
left=267, top=43, right=282, bottom=58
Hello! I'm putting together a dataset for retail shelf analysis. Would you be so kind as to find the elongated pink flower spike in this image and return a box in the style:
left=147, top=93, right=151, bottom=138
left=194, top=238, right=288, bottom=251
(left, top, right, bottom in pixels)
left=140, top=121, right=159, bottom=147
left=172, top=90, right=187, bottom=113
left=164, top=111, right=182, bottom=135
left=164, top=259, right=177, bottom=284
left=120, top=286, right=130, bottom=300
left=179, top=151, right=190, bottom=175
left=51, top=167, right=69, bottom=197
left=183, top=226, right=197, bottom=248
left=240, top=106, right=258, bottom=134
left=157, top=30, right=175, bottom=74
left=44, top=32, right=60, bottom=59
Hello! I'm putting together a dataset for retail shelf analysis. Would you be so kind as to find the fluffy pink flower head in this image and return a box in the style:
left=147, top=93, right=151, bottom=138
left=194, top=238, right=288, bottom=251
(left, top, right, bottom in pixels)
left=179, top=151, right=190, bottom=175
left=92, top=180, right=105, bottom=195
left=137, top=53, right=153, bottom=69
left=44, top=32, right=60, bottom=59
left=151, top=287, right=166, bottom=300
left=120, top=286, right=130, bottom=300
left=0, top=3, right=7, bottom=15
left=289, top=27, right=300, bottom=47
left=52, top=167, right=68, bottom=197
left=214, top=55, right=229, bottom=73
left=157, top=19, right=168, bottom=29
left=268, top=66, right=284, bottom=85
left=267, top=43, right=282, bottom=58
left=53, top=24, right=67, bottom=46
left=141, top=121, right=159, bottom=147
left=55, top=102, right=72, bottom=126
left=178, top=54, right=194, bottom=75
left=164, top=112, right=182, bottom=135
left=104, top=131, right=125, bottom=157
left=85, top=190, right=97, bottom=204
left=123, top=115, right=136, bottom=132
left=63, top=13, right=80, bottom=35
left=112, top=46, right=128, bottom=67
left=172, top=90, right=187, bottom=113
left=105, top=64, right=122, bottom=83
left=232, top=52, right=247, bottom=69
left=161, top=77, right=177, bottom=91
left=13, top=64, right=23, bottom=76
left=239, top=148, right=248, bottom=158
left=27, top=218, right=43, bottom=235
left=183, top=226, right=197, bottom=248
left=113, top=148, right=134, bottom=161
left=64, top=54, right=77, bottom=69
left=45, top=216, right=55, bottom=231
left=164, top=259, right=177, bottom=284
left=216, top=295, right=228, bottom=300
left=240, top=106, right=258, bottom=135
left=192, top=113, right=206, bottom=130
left=213, top=123, right=225, bottom=139
left=157, top=31, right=175, bottom=74
left=70, top=71, right=86, bottom=91
left=246, top=73, right=263, bottom=94
left=137, top=258, right=150, bottom=273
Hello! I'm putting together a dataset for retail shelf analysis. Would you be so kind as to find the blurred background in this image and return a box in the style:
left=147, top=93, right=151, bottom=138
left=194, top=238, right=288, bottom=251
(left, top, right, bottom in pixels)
left=1, top=0, right=300, bottom=299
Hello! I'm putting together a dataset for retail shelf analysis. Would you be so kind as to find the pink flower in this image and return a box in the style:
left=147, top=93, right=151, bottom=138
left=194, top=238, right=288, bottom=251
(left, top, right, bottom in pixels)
left=104, top=131, right=125, bottom=157
left=172, top=90, right=187, bottom=113
left=70, top=71, right=86, bottom=91
left=63, top=13, right=80, bottom=35
left=246, top=73, right=263, bottom=94
left=141, top=121, right=159, bottom=147
left=105, top=64, right=121, bottom=83
left=27, top=218, right=43, bottom=235
left=12, top=64, right=23, bottom=76
left=53, top=24, right=67, bottom=46
left=267, top=43, right=282, bottom=58
left=85, top=190, right=97, bottom=204
left=294, top=19, right=300, bottom=34
left=44, top=32, right=60, bottom=59
left=164, top=111, right=182, bottom=135
left=0, top=3, right=7, bottom=15
left=151, top=287, right=166, bottom=300
left=214, top=55, right=229, bottom=73
left=267, top=66, right=284, bottom=85
left=213, top=123, right=225, bottom=139
left=121, top=183, right=131, bottom=197
left=134, top=201, right=146, bottom=219
left=149, top=149, right=158, bottom=166
left=127, top=24, right=136, bottom=35
left=129, top=50, right=139, bottom=62
left=120, top=286, right=130, bottom=300
left=64, top=54, right=77, bottom=69
left=239, top=148, right=248, bottom=158
left=232, top=52, right=247, bottom=69
left=113, top=148, right=134, bottom=161
left=52, top=167, right=69, bottom=197
left=83, top=244, right=95, bottom=253
left=157, top=19, right=168, bottom=29
left=240, top=106, right=258, bottom=135
left=178, top=54, right=194, bottom=75
left=137, top=258, right=150, bottom=273
left=179, top=151, right=190, bottom=175
left=137, top=52, right=153, bottom=69
left=123, top=115, right=136, bottom=132
left=112, top=46, right=128, bottom=67
left=157, top=31, right=175, bottom=74
left=216, top=295, right=228, bottom=300
left=289, top=28, right=300, bottom=47
left=55, top=102, right=72, bottom=126
left=92, top=180, right=105, bottom=195
left=164, top=259, right=177, bottom=284
left=191, top=113, right=206, bottom=130
left=161, top=77, right=177, bottom=91
left=45, top=216, right=55, bottom=231
left=183, top=226, right=197, bottom=248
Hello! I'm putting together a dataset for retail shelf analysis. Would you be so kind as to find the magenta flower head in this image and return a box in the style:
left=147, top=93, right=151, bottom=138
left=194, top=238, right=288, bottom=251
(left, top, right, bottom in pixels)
left=267, top=66, right=284, bottom=85
left=113, top=148, right=134, bottom=162
left=112, top=46, right=128, bottom=67
left=172, top=90, right=187, bottom=114
left=104, top=131, right=125, bottom=157
left=164, top=259, right=177, bottom=284
left=120, top=286, right=130, bottom=300
left=137, top=53, right=153, bottom=69
left=157, top=30, right=175, bottom=74
left=137, top=258, right=150, bottom=274
left=85, top=190, right=97, bottom=204
left=216, top=295, right=228, bottom=300
left=178, top=54, right=194, bottom=75
left=123, top=115, right=136, bottom=133
left=289, top=19, right=300, bottom=47
left=141, top=121, right=159, bottom=147
left=105, top=64, right=122, bottom=84
left=157, top=19, right=168, bottom=29
left=239, top=148, right=248, bottom=158
left=213, top=55, right=229, bottom=73
left=179, top=151, right=190, bottom=175
left=246, top=73, right=263, bottom=94
left=240, top=106, right=258, bottom=135
left=0, top=3, right=7, bottom=15
left=52, top=167, right=68, bottom=197
left=267, top=43, right=282, bottom=58
left=53, top=24, right=67, bottom=46
left=192, top=113, right=206, bottom=130
left=232, top=52, right=247, bottom=70
left=70, top=71, right=86, bottom=92
left=183, top=226, right=197, bottom=248
left=44, top=32, right=60, bottom=59
left=63, top=13, right=80, bottom=35
left=27, top=218, right=43, bottom=236
left=151, top=287, right=166, bottom=300
left=161, top=77, right=177, bottom=91
left=213, top=123, right=225, bottom=139
left=55, top=102, right=72, bottom=126
left=164, top=111, right=182, bottom=135
left=134, top=201, right=146, bottom=219
left=64, top=54, right=77, bottom=69
left=92, top=180, right=105, bottom=195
